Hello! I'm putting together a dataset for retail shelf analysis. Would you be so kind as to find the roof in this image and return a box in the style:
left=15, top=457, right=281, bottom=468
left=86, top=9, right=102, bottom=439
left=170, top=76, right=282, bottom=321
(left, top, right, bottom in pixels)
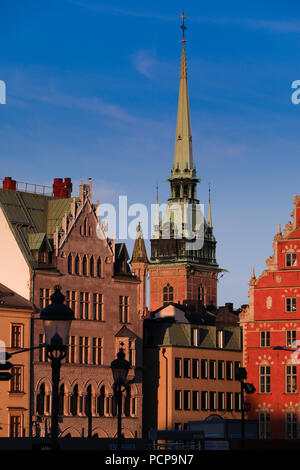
left=131, top=223, right=149, bottom=263
left=0, top=283, right=34, bottom=310
left=0, top=189, right=75, bottom=267
left=115, top=325, right=137, bottom=339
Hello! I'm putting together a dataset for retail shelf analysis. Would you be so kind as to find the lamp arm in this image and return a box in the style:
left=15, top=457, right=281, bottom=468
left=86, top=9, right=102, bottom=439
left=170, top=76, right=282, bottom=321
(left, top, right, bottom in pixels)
left=0, top=343, right=46, bottom=357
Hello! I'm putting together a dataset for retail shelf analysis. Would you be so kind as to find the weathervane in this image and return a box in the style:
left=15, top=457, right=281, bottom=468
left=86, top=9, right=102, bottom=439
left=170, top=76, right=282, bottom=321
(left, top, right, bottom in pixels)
left=180, top=12, right=187, bottom=43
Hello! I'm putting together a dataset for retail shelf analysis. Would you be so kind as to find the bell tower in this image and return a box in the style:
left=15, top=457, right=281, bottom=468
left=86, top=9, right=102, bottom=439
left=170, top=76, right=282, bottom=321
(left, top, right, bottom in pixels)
left=149, top=14, right=223, bottom=312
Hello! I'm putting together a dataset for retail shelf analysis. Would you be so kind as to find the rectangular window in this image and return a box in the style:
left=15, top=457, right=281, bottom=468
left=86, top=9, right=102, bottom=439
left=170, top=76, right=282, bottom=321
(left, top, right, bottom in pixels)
left=218, top=360, right=225, bottom=380
left=192, top=359, right=199, bottom=378
left=79, top=337, right=83, bottom=364
left=260, top=366, right=271, bottom=393
left=66, top=290, right=70, bottom=307
left=10, top=416, right=22, bottom=437
left=287, top=330, right=297, bottom=348
left=226, top=392, right=233, bottom=411
left=128, top=339, right=135, bottom=366
left=209, top=360, right=216, bottom=379
left=11, top=324, right=22, bottom=348
left=175, top=390, right=182, bottom=410
left=39, top=334, right=45, bottom=362
left=201, top=359, right=208, bottom=379
left=10, top=366, right=22, bottom=393
left=234, top=362, right=241, bottom=380
left=286, top=253, right=297, bottom=267
left=119, top=296, right=129, bottom=323
left=209, top=391, right=216, bottom=411
left=93, top=293, right=103, bottom=321
left=70, top=336, right=75, bottom=363
left=84, top=293, right=89, bottom=320
left=175, top=358, right=182, bottom=378
left=260, top=331, right=270, bottom=347
left=184, top=358, right=191, bottom=378
left=235, top=392, right=241, bottom=411
left=192, top=391, right=199, bottom=410
left=80, top=293, right=84, bottom=319
left=218, top=392, right=225, bottom=411
left=39, top=288, right=50, bottom=309
left=286, top=297, right=297, bottom=312
left=97, top=338, right=102, bottom=365
left=201, top=391, right=208, bottom=410
left=71, top=291, right=76, bottom=315
left=286, top=413, right=298, bottom=439
left=259, top=412, right=271, bottom=439
left=286, top=365, right=297, bottom=393
left=183, top=390, right=191, bottom=410
left=84, top=337, right=89, bottom=364
left=226, top=361, right=233, bottom=380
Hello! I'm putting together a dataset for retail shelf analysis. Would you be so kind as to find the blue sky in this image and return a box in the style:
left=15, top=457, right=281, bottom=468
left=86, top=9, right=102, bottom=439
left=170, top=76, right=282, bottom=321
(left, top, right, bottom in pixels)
left=1, top=0, right=300, bottom=307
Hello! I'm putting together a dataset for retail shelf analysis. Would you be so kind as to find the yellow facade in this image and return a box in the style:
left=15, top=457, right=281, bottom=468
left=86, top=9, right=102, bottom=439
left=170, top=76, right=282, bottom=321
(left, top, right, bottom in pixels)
left=0, top=284, right=33, bottom=437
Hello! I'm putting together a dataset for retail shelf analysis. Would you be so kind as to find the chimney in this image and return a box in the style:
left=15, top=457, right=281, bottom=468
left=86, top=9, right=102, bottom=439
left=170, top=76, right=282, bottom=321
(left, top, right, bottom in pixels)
left=53, top=178, right=72, bottom=198
left=3, top=177, right=16, bottom=190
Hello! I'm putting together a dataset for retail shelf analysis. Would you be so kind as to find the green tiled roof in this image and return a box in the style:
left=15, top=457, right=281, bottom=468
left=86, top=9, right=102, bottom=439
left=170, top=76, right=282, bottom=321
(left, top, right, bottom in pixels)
left=0, top=189, right=74, bottom=267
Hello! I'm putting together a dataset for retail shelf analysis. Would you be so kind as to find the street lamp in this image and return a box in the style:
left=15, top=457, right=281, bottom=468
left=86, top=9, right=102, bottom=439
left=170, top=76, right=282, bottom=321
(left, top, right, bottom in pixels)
left=40, top=285, right=74, bottom=445
left=110, top=345, right=130, bottom=450
left=235, top=366, right=256, bottom=450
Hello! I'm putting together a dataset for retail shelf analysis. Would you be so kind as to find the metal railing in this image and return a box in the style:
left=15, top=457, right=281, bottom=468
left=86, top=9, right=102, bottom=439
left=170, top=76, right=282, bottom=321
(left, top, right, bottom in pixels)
left=0, top=178, right=53, bottom=196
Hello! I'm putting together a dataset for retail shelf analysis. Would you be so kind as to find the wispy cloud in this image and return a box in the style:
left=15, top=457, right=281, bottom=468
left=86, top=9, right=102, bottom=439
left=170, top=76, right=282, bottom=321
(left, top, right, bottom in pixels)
left=131, top=50, right=157, bottom=78
left=67, top=2, right=300, bottom=35
left=193, top=17, right=300, bottom=34
left=67, top=0, right=175, bottom=21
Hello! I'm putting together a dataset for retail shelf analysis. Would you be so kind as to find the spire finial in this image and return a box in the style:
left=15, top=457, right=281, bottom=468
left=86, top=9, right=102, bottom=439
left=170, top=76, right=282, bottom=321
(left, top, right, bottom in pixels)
left=207, top=182, right=212, bottom=228
left=180, top=12, right=186, bottom=43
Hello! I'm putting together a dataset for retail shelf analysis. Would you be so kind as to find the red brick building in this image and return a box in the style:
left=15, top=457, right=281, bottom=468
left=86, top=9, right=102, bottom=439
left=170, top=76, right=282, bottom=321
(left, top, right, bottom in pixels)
left=240, top=195, right=300, bottom=439
left=0, top=177, right=146, bottom=438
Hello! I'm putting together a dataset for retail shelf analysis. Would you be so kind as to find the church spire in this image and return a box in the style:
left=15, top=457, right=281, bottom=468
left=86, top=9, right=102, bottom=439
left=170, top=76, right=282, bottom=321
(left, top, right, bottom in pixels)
left=207, top=183, right=212, bottom=228
left=172, top=13, right=195, bottom=178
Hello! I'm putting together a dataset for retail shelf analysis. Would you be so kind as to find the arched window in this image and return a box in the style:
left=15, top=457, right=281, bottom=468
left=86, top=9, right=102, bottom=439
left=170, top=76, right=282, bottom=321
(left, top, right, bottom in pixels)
left=163, top=284, right=174, bottom=305
left=85, top=385, right=92, bottom=417
left=97, top=385, right=105, bottom=416
left=58, top=384, right=64, bottom=416
left=97, top=257, right=102, bottom=278
left=124, top=386, right=131, bottom=417
left=68, top=253, right=72, bottom=274
left=175, top=185, right=180, bottom=198
left=36, top=383, right=45, bottom=415
left=75, top=255, right=80, bottom=275
left=112, top=394, right=117, bottom=417
left=70, top=385, right=78, bottom=416
left=84, top=218, right=88, bottom=236
left=90, top=256, right=94, bottom=277
left=82, top=255, right=87, bottom=276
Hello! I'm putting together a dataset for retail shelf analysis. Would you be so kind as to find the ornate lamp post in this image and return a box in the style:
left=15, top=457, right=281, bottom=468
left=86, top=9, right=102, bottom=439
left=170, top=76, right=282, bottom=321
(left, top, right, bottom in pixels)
left=40, top=285, right=74, bottom=444
left=110, top=345, right=130, bottom=450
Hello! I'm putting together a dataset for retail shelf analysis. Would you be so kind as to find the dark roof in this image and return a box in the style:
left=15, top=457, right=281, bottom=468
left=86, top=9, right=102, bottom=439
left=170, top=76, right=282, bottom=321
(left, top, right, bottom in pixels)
left=0, top=283, right=34, bottom=310
left=0, top=189, right=75, bottom=268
